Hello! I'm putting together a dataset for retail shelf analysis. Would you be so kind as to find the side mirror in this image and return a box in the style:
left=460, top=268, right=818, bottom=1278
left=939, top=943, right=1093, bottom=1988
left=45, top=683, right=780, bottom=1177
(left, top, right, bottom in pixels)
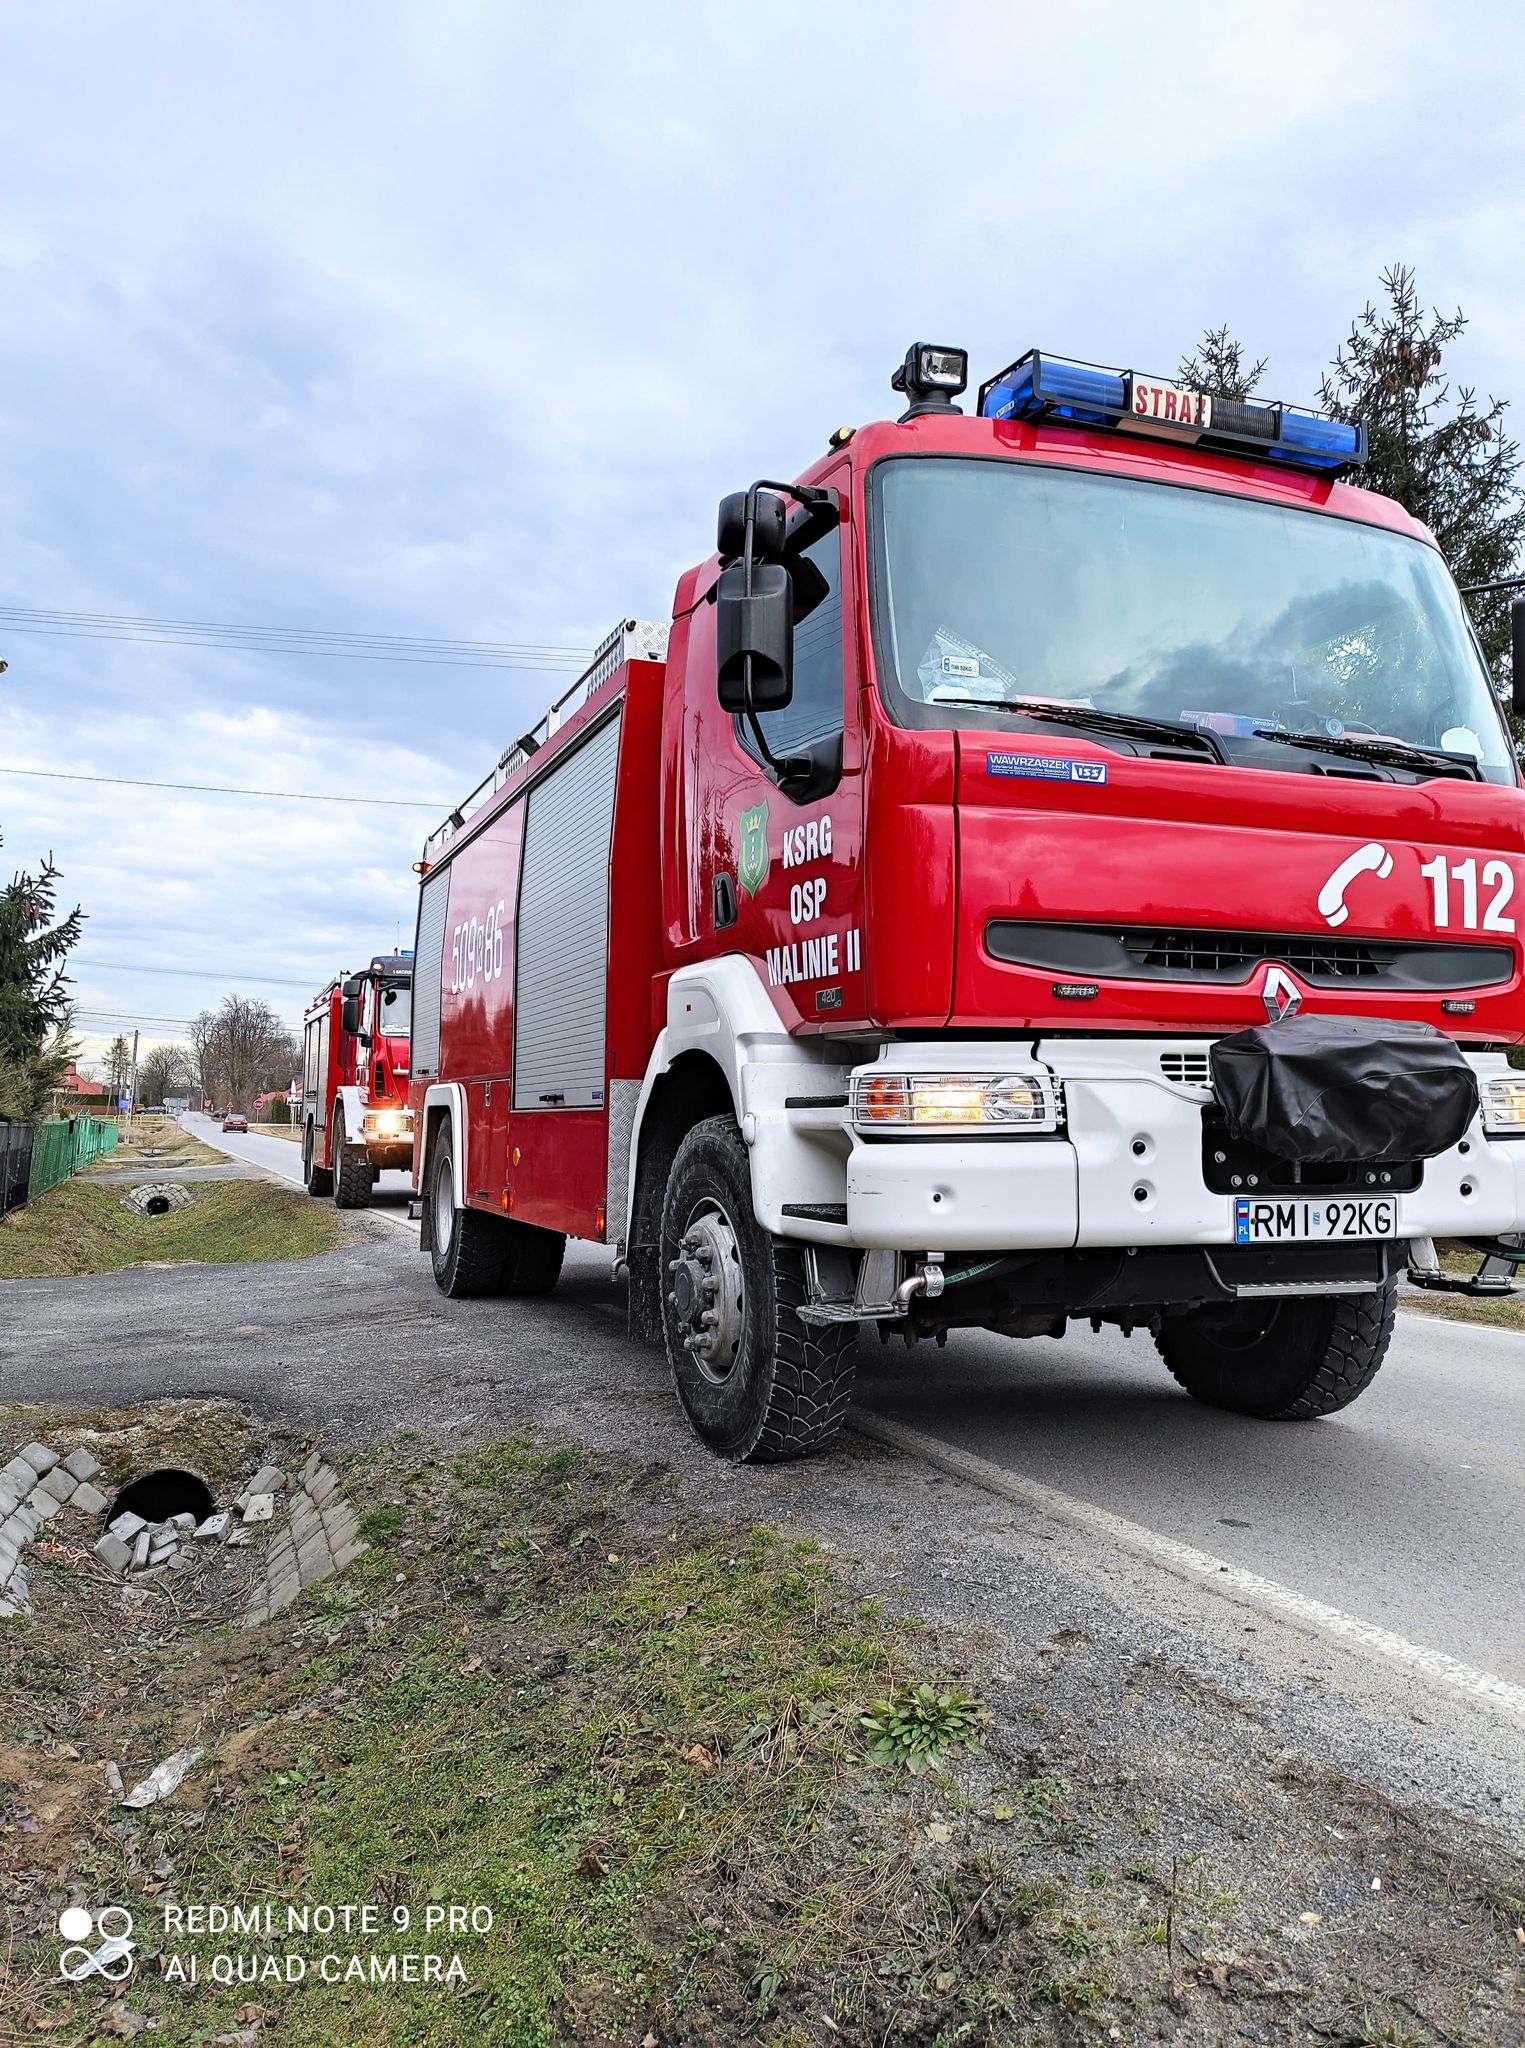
left=340, top=980, right=363, bottom=1036
left=716, top=561, right=793, bottom=713
left=1513, top=596, right=1525, bottom=720
left=718, top=489, right=786, bottom=562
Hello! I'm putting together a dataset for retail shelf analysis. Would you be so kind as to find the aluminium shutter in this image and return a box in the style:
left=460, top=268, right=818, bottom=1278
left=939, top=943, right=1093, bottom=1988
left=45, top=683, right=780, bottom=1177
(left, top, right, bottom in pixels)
left=513, top=713, right=621, bottom=1111
left=411, top=865, right=451, bottom=1078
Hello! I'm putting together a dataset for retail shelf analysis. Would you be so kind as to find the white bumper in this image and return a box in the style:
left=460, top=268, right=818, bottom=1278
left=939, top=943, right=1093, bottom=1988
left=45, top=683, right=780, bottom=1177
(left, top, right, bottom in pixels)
left=843, top=1039, right=1525, bottom=1253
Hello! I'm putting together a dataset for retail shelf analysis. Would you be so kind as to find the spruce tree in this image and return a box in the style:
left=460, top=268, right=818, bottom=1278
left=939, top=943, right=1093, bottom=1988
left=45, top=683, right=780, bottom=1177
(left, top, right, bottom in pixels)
left=0, top=838, right=83, bottom=1119
left=1318, top=265, right=1524, bottom=688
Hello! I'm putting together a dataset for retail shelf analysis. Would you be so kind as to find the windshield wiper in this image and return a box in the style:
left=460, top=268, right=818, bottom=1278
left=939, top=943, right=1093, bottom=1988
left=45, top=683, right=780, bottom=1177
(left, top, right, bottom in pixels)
left=1251, top=727, right=1482, bottom=782
left=935, top=695, right=1228, bottom=764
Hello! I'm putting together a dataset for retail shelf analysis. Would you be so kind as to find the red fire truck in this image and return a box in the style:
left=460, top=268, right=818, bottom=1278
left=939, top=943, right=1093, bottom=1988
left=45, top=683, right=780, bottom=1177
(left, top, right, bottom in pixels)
left=300, top=952, right=414, bottom=1207
left=408, top=341, right=1525, bottom=1462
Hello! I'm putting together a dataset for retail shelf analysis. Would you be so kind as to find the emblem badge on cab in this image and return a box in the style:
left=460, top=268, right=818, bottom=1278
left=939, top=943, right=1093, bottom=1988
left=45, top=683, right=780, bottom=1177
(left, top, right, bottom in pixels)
left=1262, top=964, right=1303, bottom=1022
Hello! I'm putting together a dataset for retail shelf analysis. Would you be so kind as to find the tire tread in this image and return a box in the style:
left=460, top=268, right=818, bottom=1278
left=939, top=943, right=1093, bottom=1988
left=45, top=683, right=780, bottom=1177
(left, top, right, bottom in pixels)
left=663, top=1115, right=857, bottom=1463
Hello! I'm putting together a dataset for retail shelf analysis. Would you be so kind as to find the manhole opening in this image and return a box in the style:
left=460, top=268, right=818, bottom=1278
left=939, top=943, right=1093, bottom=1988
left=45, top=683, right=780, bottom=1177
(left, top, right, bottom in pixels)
left=144, top=1195, right=172, bottom=1217
left=106, top=1468, right=214, bottom=1528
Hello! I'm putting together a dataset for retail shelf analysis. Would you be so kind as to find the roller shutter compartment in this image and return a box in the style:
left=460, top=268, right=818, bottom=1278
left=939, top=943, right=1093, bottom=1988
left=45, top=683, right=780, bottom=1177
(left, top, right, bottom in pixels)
left=411, top=865, right=451, bottom=1079
left=513, top=713, right=621, bottom=1111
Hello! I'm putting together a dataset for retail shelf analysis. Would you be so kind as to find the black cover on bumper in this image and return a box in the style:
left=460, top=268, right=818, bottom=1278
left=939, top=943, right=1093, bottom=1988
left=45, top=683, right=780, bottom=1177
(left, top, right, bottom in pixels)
left=1210, top=1016, right=1478, bottom=1164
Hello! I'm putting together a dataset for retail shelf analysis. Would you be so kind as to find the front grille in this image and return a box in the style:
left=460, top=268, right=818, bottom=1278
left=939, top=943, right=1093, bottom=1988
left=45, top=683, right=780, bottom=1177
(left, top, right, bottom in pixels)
left=986, top=919, right=1511, bottom=992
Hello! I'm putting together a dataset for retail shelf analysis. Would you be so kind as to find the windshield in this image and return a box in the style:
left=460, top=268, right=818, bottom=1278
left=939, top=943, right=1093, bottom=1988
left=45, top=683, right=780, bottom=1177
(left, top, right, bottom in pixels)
left=379, top=982, right=412, bottom=1040
left=871, top=457, right=1515, bottom=785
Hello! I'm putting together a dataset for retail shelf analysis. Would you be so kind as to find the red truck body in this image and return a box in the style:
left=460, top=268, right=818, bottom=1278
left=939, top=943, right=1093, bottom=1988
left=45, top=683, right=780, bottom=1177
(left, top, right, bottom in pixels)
left=406, top=345, right=1525, bottom=1460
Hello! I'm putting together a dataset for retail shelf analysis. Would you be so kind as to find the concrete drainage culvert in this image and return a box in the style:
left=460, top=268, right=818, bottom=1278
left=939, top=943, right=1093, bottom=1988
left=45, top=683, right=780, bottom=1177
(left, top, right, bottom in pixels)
left=121, top=1182, right=195, bottom=1216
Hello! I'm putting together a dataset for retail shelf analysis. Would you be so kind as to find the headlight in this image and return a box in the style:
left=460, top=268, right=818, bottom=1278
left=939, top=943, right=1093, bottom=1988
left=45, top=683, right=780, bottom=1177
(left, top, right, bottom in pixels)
left=1481, top=1075, right=1525, bottom=1134
left=851, top=1071, right=1063, bottom=1133
left=365, top=1110, right=409, bottom=1138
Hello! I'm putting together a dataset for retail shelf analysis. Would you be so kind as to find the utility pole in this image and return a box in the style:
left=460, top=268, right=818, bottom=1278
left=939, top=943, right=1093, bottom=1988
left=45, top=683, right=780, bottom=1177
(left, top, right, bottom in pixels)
left=128, top=1029, right=139, bottom=1130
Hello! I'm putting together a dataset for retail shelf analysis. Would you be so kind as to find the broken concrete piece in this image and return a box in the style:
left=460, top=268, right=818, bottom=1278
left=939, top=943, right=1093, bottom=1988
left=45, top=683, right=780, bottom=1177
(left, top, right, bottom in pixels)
left=133, top=1532, right=151, bottom=1569
left=70, top=1481, right=110, bottom=1517
left=195, top=1513, right=230, bottom=1540
left=242, top=1493, right=275, bottom=1524
left=169, top=1512, right=197, bottom=1532
left=226, top=1527, right=254, bottom=1547
left=95, top=1531, right=133, bottom=1573
left=18, top=1443, right=59, bottom=1475
left=62, top=1448, right=101, bottom=1482
left=249, top=1466, right=286, bottom=1496
left=104, top=1760, right=124, bottom=1796
left=121, top=1745, right=203, bottom=1809
left=108, top=1511, right=147, bottom=1541
left=165, top=1551, right=194, bottom=1573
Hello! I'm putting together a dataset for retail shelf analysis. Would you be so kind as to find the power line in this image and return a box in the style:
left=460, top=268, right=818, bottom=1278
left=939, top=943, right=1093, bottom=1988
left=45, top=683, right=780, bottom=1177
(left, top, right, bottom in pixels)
left=0, top=605, right=592, bottom=673
left=0, top=766, right=451, bottom=808
left=77, top=957, right=315, bottom=989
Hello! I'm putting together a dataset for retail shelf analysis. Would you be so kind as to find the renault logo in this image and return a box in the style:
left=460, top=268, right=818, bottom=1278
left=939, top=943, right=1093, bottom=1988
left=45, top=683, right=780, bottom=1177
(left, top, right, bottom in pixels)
left=1262, top=965, right=1303, bottom=1021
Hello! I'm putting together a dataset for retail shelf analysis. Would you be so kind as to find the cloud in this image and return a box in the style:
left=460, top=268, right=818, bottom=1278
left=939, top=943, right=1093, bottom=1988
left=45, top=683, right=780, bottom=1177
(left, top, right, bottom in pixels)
left=1, top=0, right=1522, bottom=1046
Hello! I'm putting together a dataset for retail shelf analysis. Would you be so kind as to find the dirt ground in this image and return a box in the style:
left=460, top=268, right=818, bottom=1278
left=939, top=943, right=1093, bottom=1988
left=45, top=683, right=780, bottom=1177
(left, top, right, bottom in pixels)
left=2, top=1396, right=1522, bottom=2048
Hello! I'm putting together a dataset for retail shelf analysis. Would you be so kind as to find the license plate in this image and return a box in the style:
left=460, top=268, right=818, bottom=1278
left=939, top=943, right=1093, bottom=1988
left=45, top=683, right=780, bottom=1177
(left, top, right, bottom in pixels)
left=1232, top=1196, right=1398, bottom=1243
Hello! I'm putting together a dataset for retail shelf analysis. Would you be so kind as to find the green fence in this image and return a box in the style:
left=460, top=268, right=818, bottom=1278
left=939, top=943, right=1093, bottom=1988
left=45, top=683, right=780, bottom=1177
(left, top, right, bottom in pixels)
left=26, top=1115, right=119, bottom=1202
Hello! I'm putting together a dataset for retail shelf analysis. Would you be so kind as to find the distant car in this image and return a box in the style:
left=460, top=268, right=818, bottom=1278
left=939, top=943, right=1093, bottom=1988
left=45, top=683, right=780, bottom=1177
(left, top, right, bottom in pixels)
left=222, top=1113, right=248, bottom=1132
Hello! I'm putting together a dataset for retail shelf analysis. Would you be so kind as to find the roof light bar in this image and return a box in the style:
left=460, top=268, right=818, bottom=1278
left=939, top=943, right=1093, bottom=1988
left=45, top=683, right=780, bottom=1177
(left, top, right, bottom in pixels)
left=977, top=350, right=1366, bottom=474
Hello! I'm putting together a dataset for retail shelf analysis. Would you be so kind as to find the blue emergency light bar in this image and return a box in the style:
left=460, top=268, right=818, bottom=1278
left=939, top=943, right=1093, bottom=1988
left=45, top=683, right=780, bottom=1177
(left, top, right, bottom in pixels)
left=977, top=350, right=1367, bottom=475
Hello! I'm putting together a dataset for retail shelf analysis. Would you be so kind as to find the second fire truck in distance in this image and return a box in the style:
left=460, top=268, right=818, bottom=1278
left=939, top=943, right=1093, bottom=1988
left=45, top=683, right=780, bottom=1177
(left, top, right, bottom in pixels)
left=299, top=951, right=414, bottom=1207
left=405, top=341, right=1525, bottom=1463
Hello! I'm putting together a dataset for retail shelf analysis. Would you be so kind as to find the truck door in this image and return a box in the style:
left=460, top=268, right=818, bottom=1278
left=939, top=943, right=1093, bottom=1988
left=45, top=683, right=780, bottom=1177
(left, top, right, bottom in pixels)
left=682, top=468, right=866, bottom=1029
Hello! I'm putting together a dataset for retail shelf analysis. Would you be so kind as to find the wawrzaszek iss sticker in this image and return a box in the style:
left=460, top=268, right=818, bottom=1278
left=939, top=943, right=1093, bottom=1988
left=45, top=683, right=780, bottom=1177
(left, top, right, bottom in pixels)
left=986, top=752, right=1108, bottom=785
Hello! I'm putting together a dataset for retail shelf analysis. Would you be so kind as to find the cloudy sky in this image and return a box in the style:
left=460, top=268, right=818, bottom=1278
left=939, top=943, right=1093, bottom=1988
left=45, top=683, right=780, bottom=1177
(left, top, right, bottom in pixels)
left=2, top=1, right=1522, bottom=1072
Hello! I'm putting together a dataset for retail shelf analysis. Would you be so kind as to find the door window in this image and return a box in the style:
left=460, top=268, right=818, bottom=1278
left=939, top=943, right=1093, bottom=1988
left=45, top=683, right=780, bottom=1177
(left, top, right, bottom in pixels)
left=737, top=527, right=844, bottom=765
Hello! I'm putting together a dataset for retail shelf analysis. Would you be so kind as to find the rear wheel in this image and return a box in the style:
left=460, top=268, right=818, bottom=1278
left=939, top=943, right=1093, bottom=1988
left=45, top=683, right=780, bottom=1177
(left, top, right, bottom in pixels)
left=1155, top=1281, right=1396, bottom=1419
left=332, top=1107, right=371, bottom=1209
left=302, top=1118, right=332, bottom=1197
left=659, top=1114, right=857, bottom=1462
left=428, top=1129, right=506, bottom=1298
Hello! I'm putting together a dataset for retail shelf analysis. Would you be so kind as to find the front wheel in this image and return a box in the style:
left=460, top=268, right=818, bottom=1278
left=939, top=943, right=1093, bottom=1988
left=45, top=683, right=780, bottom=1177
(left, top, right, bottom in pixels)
left=332, top=1107, right=372, bottom=1209
left=659, top=1115, right=857, bottom=1462
left=1155, top=1281, right=1396, bottom=1419
left=303, top=1119, right=333, bottom=1198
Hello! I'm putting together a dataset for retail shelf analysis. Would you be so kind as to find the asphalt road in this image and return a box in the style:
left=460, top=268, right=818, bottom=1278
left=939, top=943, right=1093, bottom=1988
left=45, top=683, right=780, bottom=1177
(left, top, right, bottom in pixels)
left=854, top=1309, right=1525, bottom=1684
left=184, top=1111, right=414, bottom=1211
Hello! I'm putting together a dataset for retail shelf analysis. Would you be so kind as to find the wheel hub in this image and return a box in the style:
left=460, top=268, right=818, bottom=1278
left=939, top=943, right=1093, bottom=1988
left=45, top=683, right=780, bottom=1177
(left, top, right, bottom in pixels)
left=433, top=1159, right=454, bottom=1246
left=666, top=1204, right=744, bottom=1383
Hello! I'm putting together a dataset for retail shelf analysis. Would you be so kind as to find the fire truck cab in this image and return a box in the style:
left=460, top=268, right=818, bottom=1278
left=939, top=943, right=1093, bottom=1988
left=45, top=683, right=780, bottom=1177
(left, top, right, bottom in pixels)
left=410, top=342, right=1525, bottom=1462
left=300, top=952, right=414, bottom=1207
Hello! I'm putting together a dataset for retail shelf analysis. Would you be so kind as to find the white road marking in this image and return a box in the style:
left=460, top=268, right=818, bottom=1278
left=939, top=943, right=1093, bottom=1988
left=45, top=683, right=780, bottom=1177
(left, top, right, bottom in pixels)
left=851, top=1412, right=1525, bottom=1721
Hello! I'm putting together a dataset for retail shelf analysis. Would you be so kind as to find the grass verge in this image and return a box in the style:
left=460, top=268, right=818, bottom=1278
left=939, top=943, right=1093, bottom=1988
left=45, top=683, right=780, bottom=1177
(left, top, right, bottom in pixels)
left=1, top=1405, right=1521, bottom=2046
left=0, top=1176, right=341, bottom=1279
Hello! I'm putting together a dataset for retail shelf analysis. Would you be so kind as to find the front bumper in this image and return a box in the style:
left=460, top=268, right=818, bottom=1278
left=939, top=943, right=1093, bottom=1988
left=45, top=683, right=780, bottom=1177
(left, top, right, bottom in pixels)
left=844, top=1039, right=1525, bottom=1252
